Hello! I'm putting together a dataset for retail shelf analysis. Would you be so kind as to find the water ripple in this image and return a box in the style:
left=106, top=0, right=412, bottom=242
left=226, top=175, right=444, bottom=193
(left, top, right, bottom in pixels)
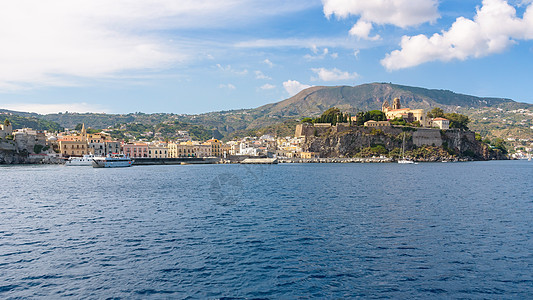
left=0, top=161, right=531, bottom=298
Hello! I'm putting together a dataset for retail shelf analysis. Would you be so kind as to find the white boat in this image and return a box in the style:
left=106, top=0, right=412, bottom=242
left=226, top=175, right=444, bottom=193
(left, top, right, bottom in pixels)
left=398, top=158, right=415, bottom=164
left=398, top=132, right=416, bottom=164
left=65, top=154, right=97, bottom=166
left=92, top=154, right=133, bottom=168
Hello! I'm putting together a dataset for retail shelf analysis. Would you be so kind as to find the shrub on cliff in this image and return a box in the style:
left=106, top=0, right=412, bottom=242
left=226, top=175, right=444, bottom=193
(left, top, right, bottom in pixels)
left=358, top=144, right=388, bottom=157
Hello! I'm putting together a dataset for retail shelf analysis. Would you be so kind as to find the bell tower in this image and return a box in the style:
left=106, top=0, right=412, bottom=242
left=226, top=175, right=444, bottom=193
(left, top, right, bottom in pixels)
left=392, top=98, right=401, bottom=110
left=382, top=100, right=390, bottom=112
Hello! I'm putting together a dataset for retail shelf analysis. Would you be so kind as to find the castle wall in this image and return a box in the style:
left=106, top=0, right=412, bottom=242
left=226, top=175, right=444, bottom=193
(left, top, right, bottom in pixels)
left=413, top=129, right=443, bottom=147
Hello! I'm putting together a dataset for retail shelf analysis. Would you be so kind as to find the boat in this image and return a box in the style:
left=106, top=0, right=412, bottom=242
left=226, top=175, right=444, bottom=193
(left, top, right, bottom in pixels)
left=92, top=154, right=133, bottom=168
left=398, top=132, right=416, bottom=164
left=65, top=154, right=97, bottom=166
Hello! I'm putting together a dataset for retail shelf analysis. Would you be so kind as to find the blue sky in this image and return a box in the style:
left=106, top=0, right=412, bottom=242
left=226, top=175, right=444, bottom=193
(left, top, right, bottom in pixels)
left=1, top=0, right=533, bottom=114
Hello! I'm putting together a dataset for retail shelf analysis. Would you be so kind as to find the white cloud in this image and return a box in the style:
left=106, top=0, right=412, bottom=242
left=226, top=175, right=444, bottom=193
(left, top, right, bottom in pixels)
left=260, top=83, right=276, bottom=90
left=381, top=0, right=533, bottom=70
left=219, top=83, right=236, bottom=90
left=263, top=59, right=274, bottom=67
left=235, top=37, right=376, bottom=50
left=323, top=0, right=439, bottom=39
left=349, top=20, right=381, bottom=40
left=283, top=80, right=312, bottom=96
left=216, top=64, right=248, bottom=75
left=1, top=103, right=109, bottom=114
left=255, top=70, right=272, bottom=80
left=304, top=46, right=339, bottom=60
left=0, top=0, right=315, bottom=90
left=353, top=49, right=360, bottom=58
left=311, top=68, right=359, bottom=81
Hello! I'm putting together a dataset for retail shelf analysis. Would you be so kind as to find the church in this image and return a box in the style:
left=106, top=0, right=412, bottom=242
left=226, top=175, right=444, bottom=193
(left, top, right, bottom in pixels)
left=381, top=98, right=429, bottom=126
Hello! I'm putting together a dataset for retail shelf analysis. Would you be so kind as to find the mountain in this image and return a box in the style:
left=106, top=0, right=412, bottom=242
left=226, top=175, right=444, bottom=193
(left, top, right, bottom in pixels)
left=169, top=83, right=531, bottom=138
left=249, top=83, right=520, bottom=119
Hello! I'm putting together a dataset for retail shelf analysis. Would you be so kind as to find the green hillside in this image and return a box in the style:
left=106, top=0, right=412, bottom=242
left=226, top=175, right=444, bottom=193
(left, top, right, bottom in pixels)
left=0, top=112, right=63, bottom=132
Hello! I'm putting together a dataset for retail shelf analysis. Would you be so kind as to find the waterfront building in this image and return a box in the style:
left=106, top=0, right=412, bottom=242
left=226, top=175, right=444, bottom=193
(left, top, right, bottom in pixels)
left=123, top=143, right=149, bottom=158
left=203, top=139, right=224, bottom=157
left=58, top=139, right=89, bottom=157
left=432, top=117, right=450, bottom=129
left=168, top=141, right=211, bottom=158
left=148, top=143, right=168, bottom=158
left=299, top=152, right=320, bottom=159
left=88, top=133, right=106, bottom=156
left=226, top=141, right=240, bottom=155
left=105, top=141, right=121, bottom=155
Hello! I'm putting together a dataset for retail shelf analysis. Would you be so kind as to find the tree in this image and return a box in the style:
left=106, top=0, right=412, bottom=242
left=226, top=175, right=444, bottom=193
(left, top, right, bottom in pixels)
left=444, top=113, right=470, bottom=130
left=314, top=107, right=346, bottom=125
left=4, top=118, right=10, bottom=127
left=356, top=110, right=387, bottom=126
left=427, top=107, right=445, bottom=119
left=301, top=117, right=313, bottom=123
left=75, top=123, right=83, bottom=131
left=492, top=138, right=507, bottom=154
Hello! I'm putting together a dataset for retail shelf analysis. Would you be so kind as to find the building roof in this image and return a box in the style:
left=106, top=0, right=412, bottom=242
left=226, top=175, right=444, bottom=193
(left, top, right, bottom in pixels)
left=433, top=117, right=449, bottom=121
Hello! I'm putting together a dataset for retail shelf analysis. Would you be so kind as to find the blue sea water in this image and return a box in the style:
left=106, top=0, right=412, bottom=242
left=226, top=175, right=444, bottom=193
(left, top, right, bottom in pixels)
left=0, top=161, right=532, bottom=299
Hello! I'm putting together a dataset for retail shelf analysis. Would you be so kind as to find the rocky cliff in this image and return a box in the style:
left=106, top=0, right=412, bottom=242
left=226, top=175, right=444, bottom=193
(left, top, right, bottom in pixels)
left=0, top=149, right=29, bottom=164
left=302, top=126, right=505, bottom=161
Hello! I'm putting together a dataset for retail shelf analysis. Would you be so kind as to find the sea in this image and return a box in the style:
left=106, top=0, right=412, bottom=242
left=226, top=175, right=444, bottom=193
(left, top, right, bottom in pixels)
left=0, top=161, right=532, bottom=299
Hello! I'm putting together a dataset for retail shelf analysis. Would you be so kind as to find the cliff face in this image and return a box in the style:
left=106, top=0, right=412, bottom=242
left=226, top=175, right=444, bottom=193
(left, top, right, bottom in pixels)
left=0, top=149, right=29, bottom=164
left=302, top=126, right=505, bottom=161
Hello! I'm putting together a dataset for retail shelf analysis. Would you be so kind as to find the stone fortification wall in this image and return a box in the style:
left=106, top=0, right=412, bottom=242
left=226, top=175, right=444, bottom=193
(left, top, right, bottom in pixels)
left=413, top=129, right=443, bottom=147
left=295, top=123, right=332, bottom=138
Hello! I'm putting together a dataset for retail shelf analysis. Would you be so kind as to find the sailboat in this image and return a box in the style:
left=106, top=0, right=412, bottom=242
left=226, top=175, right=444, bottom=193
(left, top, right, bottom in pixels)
left=398, top=132, right=415, bottom=164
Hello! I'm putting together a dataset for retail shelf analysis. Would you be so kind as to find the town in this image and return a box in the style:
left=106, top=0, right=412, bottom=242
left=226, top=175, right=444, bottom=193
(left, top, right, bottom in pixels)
left=0, top=98, right=531, bottom=164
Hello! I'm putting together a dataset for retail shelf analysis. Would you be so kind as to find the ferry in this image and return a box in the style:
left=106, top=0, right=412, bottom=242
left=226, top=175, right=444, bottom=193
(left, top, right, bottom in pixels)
left=92, top=154, right=133, bottom=168
left=65, top=154, right=97, bottom=166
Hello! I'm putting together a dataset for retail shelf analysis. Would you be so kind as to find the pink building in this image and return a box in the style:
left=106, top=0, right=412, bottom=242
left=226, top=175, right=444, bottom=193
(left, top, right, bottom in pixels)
left=122, top=143, right=149, bottom=158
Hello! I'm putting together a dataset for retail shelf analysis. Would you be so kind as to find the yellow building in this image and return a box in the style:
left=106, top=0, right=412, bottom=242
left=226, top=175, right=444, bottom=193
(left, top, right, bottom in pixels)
left=57, top=124, right=88, bottom=157
left=382, top=98, right=428, bottom=126
left=299, top=152, right=319, bottom=159
left=58, top=139, right=88, bottom=157
left=364, top=120, right=391, bottom=127
left=203, top=139, right=224, bottom=157
left=168, top=141, right=211, bottom=158
left=148, top=144, right=168, bottom=158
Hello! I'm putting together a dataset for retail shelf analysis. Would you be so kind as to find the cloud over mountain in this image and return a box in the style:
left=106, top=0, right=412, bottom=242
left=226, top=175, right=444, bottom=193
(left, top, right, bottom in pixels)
left=283, top=80, right=311, bottom=96
left=311, top=68, right=359, bottom=81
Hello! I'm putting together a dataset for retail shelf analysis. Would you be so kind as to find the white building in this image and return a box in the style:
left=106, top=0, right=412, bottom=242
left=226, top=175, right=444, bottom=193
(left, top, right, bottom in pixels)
left=432, top=117, right=450, bottom=130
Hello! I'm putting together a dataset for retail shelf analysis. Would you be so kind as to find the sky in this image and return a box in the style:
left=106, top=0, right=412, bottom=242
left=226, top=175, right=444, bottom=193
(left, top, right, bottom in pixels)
left=1, top=0, right=533, bottom=114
